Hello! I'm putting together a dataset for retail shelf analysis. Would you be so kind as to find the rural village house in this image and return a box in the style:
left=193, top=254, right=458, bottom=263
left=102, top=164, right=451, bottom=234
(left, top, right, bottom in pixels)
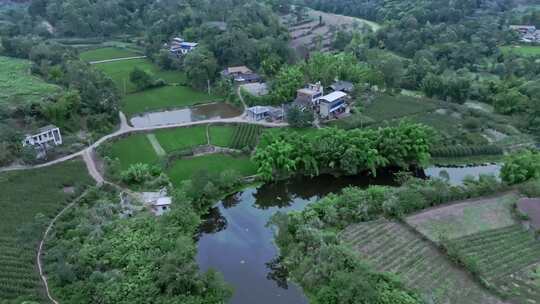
left=22, top=125, right=62, bottom=148
left=330, top=81, right=354, bottom=94
left=510, top=25, right=540, bottom=43
left=169, top=37, right=198, bottom=56
left=292, top=81, right=350, bottom=120
left=319, top=91, right=349, bottom=118
left=247, top=105, right=284, bottom=121
left=141, top=188, right=172, bottom=216
left=221, top=66, right=262, bottom=84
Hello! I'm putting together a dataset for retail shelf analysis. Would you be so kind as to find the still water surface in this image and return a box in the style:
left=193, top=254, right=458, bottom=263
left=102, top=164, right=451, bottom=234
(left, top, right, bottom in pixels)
left=196, top=173, right=398, bottom=304
left=130, top=103, right=242, bottom=127
left=196, top=165, right=501, bottom=304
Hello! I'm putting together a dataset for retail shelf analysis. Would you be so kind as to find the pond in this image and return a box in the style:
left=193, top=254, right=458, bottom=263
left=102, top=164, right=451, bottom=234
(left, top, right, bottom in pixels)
left=130, top=102, right=242, bottom=128
left=196, top=165, right=502, bottom=304
left=196, top=172, right=398, bottom=304
left=425, top=164, right=501, bottom=185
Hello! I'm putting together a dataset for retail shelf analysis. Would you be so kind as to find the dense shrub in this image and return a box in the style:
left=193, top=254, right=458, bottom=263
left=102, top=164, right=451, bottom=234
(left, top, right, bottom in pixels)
left=501, top=150, right=540, bottom=185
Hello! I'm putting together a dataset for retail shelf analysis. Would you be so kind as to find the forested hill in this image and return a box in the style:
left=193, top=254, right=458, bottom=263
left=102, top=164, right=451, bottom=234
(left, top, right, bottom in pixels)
left=302, top=0, right=516, bottom=24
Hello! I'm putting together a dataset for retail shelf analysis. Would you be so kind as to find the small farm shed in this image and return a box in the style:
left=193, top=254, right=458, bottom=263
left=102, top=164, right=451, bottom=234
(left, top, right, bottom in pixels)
left=517, top=198, right=540, bottom=230
left=247, top=106, right=271, bottom=121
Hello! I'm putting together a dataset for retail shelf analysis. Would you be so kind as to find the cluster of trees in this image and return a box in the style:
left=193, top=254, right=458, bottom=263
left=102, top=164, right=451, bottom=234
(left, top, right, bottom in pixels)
left=501, top=149, right=540, bottom=185
left=0, top=36, right=120, bottom=165
left=295, top=0, right=540, bottom=132
left=120, top=163, right=170, bottom=189
left=265, top=52, right=381, bottom=104
left=129, top=67, right=166, bottom=91
left=43, top=187, right=233, bottom=304
left=144, top=0, right=292, bottom=89
left=270, top=174, right=505, bottom=303
left=253, top=122, right=434, bottom=180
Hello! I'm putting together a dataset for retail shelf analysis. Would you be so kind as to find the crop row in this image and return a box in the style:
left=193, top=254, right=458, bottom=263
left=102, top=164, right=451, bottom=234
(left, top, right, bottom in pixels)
left=230, top=124, right=262, bottom=149
left=431, top=145, right=503, bottom=158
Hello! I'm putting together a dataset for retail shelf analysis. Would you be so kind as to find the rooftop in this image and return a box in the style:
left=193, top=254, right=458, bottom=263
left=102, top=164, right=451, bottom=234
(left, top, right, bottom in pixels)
left=247, top=106, right=271, bottom=115
left=517, top=198, right=540, bottom=230
left=331, top=81, right=354, bottom=92
left=226, top=66, right=253, bottom=74
left=297, top=88, right=320, bottom=95
left=37, top=124, right=59, bottom=133
left=320, top=91, right=347, bottom=103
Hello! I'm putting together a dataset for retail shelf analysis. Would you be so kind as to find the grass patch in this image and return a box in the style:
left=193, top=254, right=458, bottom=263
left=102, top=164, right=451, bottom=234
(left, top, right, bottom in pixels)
left=167, top=154, right=256, bottom=183
left=406, top=193, right=519, bottom=242
left=363, top=94, right=437, bottom=122
left=79, top=47, right=141, bottom=62
left=0, top=56, right=61, bottom=106
left=0, top=160, right=93, bottom=302
left=154, top=126, right=208, bottom=153
left=122, top=86, right=221, bottom=116
left=108, top=133, right=159, bottom=169
left=94, top=58, right=186, bottom=94
left=209, top=125, right=236, bottom=147
left=501, top=45, right=540, bottom=57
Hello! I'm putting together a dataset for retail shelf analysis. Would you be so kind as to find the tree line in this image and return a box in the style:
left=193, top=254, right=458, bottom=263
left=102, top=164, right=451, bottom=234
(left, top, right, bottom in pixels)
left=253, top=121, right=434, bottom=181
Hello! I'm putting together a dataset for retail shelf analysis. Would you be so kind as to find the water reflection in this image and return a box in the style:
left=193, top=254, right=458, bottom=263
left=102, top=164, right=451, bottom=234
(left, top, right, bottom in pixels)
left=130, top=102, right=242, bottom=127
left=196, top=172, right=399, bottom=304
left=196, top=165, right=500, bottom=303
left=425, top=164, right=501, bottom=185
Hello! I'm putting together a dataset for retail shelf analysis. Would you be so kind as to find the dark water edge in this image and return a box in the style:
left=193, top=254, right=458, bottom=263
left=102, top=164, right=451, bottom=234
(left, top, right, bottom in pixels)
left=130, top=102, right=242, bottom=127
left=196, top=165, right=501, bottom=304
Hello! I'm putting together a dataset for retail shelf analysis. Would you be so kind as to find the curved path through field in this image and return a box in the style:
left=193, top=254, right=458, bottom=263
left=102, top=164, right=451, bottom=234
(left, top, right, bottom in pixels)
left=89, top=56, right=147, bottom=65
left=6, top=88, right=287, bottom=304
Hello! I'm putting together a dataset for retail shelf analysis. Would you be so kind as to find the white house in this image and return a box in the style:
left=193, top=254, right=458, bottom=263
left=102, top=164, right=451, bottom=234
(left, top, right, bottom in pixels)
left=141, top=188, right=172, bottom=216
left=22, top=125, right=62, bottom=147
left=319, top=91, right=348, bottom=119
left=247, top=106, right=272, bottom=121
left=169, top=37, right=198, bottom=56
left=151, top=197, right=172, bottom=216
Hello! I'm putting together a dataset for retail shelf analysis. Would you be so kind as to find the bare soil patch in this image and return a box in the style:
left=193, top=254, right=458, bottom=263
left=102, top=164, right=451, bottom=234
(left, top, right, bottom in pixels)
left=406, top=193, right=519, bottom=242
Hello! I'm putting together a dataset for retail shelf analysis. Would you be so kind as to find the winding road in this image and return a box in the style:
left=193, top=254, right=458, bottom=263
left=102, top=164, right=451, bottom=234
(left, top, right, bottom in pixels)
left=4, top=89, right=287, bottom=304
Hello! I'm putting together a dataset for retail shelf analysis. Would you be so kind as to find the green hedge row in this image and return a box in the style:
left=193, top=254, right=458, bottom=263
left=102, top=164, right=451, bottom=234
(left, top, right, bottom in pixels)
left=431, top=145, right=503, bottom=158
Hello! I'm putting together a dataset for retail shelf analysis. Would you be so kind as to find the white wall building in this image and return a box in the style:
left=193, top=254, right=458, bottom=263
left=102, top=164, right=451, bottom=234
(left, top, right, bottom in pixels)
left=22, top=125, right=62, bottom=147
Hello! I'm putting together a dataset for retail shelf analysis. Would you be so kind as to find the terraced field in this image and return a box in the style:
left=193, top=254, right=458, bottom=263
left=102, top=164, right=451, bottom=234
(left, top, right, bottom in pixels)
left=0, top=237, right=43, bottom=301
left=230, top=124, right=263, bottom=149
left=341, top=220, right=504, bottom=304
left=0, top=160, right=93, bottom=302
left=448, top=225, right=540, bottom=303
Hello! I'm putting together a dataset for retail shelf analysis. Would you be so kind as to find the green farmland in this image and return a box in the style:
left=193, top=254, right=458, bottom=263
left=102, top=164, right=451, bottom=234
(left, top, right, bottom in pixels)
left=106, top=125, right=257, bottom=174
left=0, top=160, right=93, bottom=302
left=0, top=56, right=61, bottom=106
left=363, top=94, right=438, bottom=122
left=93, top=58, right=186, bottom=94
left=501, top=45, right=540, bottom=57
left=79, top=47, right=141, bottom=62
left=166, top=154, right=256, bottom=183
left=122, top=85, right=220, bottom=116
left=154, top=126, right=208, bottom=153
left=108, top=133, right=160, bottom=169
left=446, top=225, right=540, bottom=303
left=341, top=220, right=503, bottom=304
left=209, top=125, right=236, bottom=147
